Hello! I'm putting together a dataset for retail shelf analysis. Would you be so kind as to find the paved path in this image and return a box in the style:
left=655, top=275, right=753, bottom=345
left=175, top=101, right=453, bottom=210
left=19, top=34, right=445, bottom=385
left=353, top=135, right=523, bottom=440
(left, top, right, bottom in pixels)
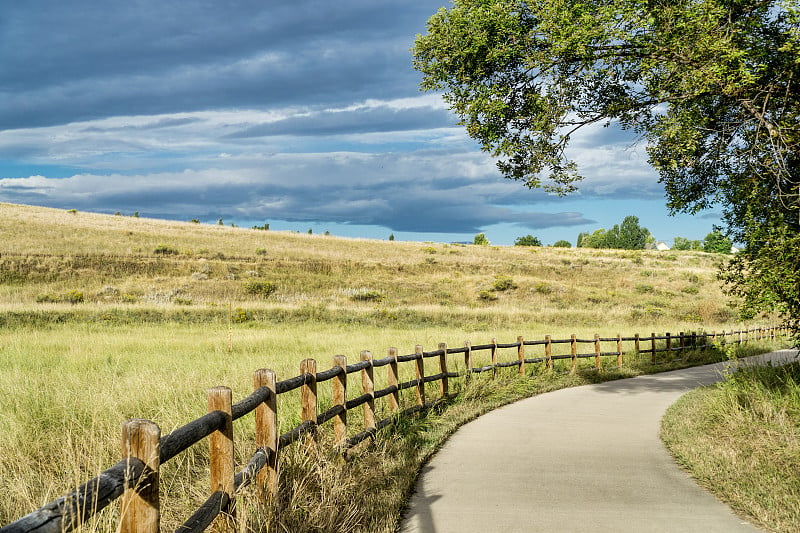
left=399, top=349, right=798, bottom=533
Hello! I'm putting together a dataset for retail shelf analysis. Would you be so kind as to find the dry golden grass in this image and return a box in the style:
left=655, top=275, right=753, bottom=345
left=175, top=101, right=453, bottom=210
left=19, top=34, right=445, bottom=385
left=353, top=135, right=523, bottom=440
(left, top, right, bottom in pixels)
left=0, top=202, right=741, bottom=331
left=0, top=202, right=784, bottom=531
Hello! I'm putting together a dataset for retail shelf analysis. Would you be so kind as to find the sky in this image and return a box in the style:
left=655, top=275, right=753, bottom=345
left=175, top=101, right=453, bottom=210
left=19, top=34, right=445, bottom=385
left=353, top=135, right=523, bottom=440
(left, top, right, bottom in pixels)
left=0, top=1, right=721, bottom=246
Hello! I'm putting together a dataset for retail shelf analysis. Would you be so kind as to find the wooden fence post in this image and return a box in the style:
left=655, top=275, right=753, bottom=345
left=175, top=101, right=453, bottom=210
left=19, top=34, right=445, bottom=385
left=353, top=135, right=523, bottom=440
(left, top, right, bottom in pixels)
left=415, top=345, right=425, bottom=407
left=634, top=333, right=640, bottom=360
left=594, top=334, right=601, bottom=370
left=464, top=340, right=472, bottom=379
left=666, top=332, right=672, bottom=359
left=678, top=332, right=685, bottom=357
left=438, top=343, right=449, bottom=397
left=207, top=386, right=235, bottom=533
left=253, top=369, right=277, bottom=502
left=616, top=334, right=623, bottom=367
left=711, top=330, right=717, bottom=347
left=651, top=332, right=657, bottom=363
left=300, top=359, right=318, bottom=448
left=570, top=334, right=577, bottom=374
left=517, top=336, right=525, bottom=375
left=387, top=347, right=399, bottom=413
left=360, top=351, right=376, bottom=432
left=545, top=335, right=553, bottom=372
left=120, top=419, right=160, bottom=533
left=332, top=355, right=347, bottom=448
left=490, top=338, right=498, bottom=380
left=691, top=332, right=697, bottom=351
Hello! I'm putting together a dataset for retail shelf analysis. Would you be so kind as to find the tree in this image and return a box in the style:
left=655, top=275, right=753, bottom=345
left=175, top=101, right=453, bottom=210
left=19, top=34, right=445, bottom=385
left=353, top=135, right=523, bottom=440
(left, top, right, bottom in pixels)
left=673, top=236, right=702, bottom=251
left=514, top=234, right=542, bottom=246
left=552, top=240, right=571, bottom=248
left=703, top=230, right=733, bottom=254
left=414, top=0, right=800, bottom=331
left=617, top=216, right=649, bottom=250
left=473, top=232, right=490, bottom=245
left=578, top=228, right=608, bottom=249
left=576, top=216, right=650, bottom=249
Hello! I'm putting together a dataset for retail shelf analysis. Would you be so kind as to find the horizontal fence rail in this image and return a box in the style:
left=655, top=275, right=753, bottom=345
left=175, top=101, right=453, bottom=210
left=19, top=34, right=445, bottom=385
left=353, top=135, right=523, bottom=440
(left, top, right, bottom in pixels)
left=1, top=325, right=786, bottom=533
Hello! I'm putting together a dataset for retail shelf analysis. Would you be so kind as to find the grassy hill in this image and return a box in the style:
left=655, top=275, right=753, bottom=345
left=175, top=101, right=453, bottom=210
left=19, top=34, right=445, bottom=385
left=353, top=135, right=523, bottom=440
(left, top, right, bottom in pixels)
left=0, top=202, right=740, bottom=330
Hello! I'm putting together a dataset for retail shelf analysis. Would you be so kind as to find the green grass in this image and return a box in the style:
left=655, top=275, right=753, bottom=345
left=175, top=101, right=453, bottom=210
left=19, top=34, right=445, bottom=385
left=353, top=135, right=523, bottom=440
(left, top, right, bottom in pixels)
left=662, top=357, right=800, bottom=532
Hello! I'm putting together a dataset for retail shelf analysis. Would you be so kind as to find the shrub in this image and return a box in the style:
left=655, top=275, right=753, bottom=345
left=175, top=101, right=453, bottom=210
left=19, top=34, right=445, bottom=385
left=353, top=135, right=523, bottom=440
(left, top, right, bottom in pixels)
left=635, top=284, right=655, bottom=294
left=255, top=248, right=268, bottom=256
left=421, top=246, right=437, bottom=254
left=552, top=240, right=571, bottom=248
left=681, top=286, right=700, bottom=294
left=232, top=307, right=252, bottom=323
left=243, top=280, right=277, bottom=298
left=534, top=282, right=552, bottom=294
left=350, top=289, right=386, bottom=303
left=173, top=297, right=193, bottom=305
left=64, top=290, right=84, bottom=304
left=153, top=244, right=179, bottom=255
left=36, top=291, right=85, bottom=304
left=491, top=276, right=517, bottom=291
left=478, top=290, right=498, bottom=301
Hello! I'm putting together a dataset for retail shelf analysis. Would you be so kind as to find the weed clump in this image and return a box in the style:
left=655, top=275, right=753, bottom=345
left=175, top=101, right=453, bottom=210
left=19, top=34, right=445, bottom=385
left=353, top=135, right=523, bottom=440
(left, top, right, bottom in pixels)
left=36, top=290, right=85, bottom=304
left=243, top=280, right=277, bottom=298
left=153, top=244, right=180, bottom=255
left=349, top=289, right=386, bottom=303
left=232, top=307, right=252, bottom=322
left=534, top=282, right=553, bottom=294
left=635, top=284, right=655, bottom=294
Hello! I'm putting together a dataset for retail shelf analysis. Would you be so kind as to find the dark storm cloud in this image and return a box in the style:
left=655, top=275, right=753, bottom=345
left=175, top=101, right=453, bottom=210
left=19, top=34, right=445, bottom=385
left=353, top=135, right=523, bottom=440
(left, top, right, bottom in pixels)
left=0, top=0, right=445, bottom=129
left=0, top=149, right=594, bottom=234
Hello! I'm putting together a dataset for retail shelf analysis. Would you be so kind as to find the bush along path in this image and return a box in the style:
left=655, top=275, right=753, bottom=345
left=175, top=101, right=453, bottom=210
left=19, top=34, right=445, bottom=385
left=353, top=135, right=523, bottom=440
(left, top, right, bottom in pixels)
left=399, top=349, right=799, bottom=533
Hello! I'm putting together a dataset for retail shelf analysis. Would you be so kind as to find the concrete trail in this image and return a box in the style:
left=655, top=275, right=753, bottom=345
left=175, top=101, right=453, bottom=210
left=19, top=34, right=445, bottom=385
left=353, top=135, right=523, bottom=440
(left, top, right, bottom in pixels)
left=399, top=349, right=799, bottom=533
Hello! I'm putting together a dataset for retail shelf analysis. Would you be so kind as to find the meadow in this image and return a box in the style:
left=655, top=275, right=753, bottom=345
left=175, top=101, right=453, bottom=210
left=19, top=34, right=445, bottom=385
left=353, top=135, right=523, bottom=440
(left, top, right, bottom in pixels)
left=0, top=203, right=786, bottom=531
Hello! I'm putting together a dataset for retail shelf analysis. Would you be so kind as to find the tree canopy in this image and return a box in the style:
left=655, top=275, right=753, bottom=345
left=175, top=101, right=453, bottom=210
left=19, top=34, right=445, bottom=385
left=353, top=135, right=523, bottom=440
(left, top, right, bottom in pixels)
left=414, top=0, right=800, bottom=329
left=473, top=232, right=490, bottom=245
left=577, top=215, right=650, bottom=249
left=704, top=230, right=734, bottom=254
left=514, top=234, right=543, bottom=246
left=673, top=236, right=703, bottom=251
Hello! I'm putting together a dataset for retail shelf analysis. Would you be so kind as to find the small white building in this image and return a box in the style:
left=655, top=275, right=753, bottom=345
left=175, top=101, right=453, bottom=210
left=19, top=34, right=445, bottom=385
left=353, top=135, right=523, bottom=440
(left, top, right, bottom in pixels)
left=656, top=241, right=670, bottom=251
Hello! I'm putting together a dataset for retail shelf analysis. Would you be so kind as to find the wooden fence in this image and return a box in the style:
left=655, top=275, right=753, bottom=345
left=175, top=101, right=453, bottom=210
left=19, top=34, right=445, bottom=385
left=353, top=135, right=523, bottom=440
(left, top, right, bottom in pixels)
left=1, top=325, right=785, bottom=533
